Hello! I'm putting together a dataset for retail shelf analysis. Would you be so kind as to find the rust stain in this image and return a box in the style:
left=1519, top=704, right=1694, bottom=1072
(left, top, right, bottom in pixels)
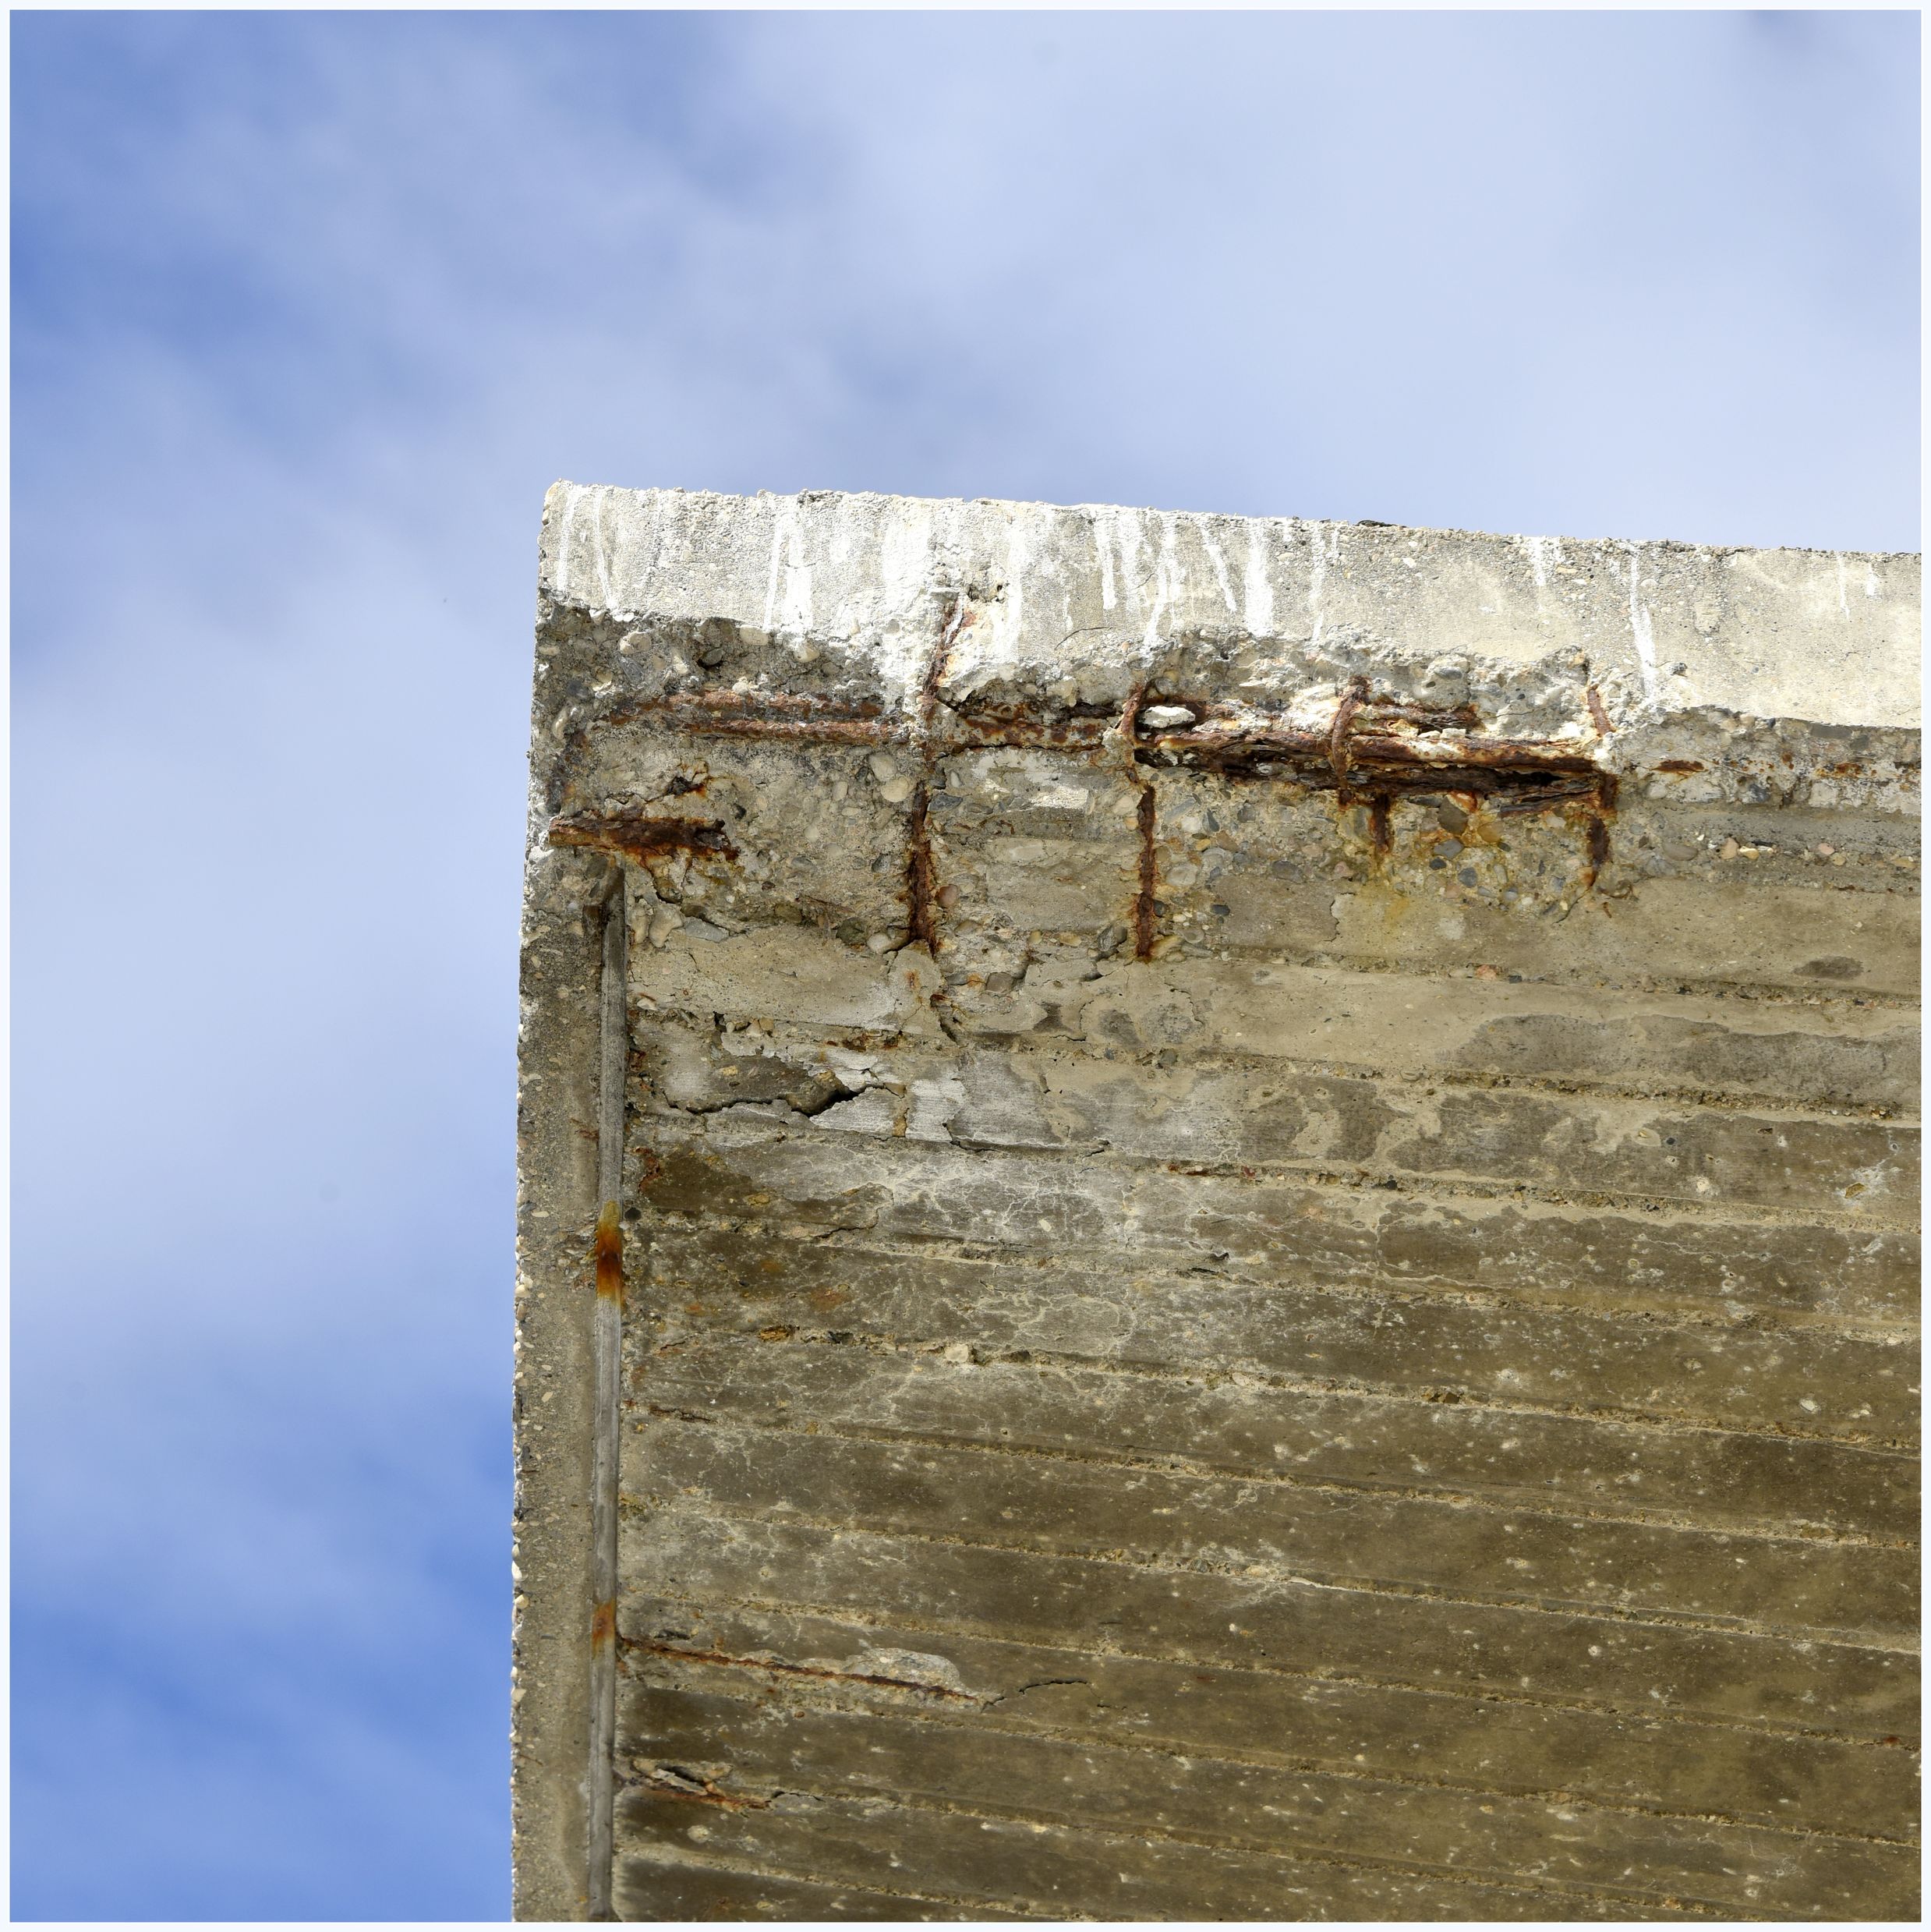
left=550, top=807, right=737, bottom=864
left=896, top=603, right=960, bottom=954
left=904, top=780, right=939, bottom=952
left=555, top=679, right=1635, bottom=897
left=591, top=1597, right=617, bottom=1649
left=594, top=1200, right=624, bottom=1306
left=631, top=690, right=892, bottom=745
left=1143, top=720, right=1604, bottom=795
left=1657, top=759, right=1704, bottom=773
left=917, top=608, right=954, bottom=745
left=1360, top=697, right=1482, bottom=734
left=1583, top=810, right=1612, bottom=890
left=647, top=689, right=884, bottom=725
left=1133, top=785, right=1158, bottom=961
left=1487, top=775, right=1606, bottom=816
left=1367, top=792, right=1393, bottom=858
left=1328, top=674, right=1370, bottom=793
left=953, top=702, right=1113, bottom=750
left=1109, top=681, right=1162, bottom=964
left=1137, top=716, right=1621, bottom=854
left=632, top=1767, right=769, bottom=1812
left=677, top=715, right=890, bottom=745
left=558, top=681, right=1645, bottom=831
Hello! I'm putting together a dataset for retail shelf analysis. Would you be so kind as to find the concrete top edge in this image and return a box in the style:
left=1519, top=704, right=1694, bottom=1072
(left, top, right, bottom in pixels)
left=538, top=481, right=1922, bottom=735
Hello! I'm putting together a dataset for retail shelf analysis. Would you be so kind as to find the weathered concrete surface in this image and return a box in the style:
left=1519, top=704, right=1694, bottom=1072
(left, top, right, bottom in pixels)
left=516, top=485, right=1920, bottom=1920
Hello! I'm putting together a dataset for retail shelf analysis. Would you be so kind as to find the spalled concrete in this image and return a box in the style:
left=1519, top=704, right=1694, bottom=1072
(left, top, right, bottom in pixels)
left=517, top=485, right=1919, bottom=1921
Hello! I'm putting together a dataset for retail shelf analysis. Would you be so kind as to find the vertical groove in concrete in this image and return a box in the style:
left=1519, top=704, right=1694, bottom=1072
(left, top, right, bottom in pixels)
left=586, top=889, right=627, bottom=1919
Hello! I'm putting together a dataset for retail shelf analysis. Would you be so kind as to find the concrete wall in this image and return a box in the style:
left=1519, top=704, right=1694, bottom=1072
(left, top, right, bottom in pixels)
left=516, top=486, right=1919, bottom=1920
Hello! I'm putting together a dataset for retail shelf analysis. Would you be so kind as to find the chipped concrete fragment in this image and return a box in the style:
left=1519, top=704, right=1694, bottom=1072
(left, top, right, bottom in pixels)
left=518, top=483, right=1921, bottom=1924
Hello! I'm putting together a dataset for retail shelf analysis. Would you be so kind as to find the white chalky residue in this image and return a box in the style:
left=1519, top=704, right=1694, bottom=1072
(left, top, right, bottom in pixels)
left=1625, top=542, right=1658, bottom=701
left=1305, top=522, right=1340, bottom=652
left=579, top=486, right=616, bottom=610
left=1143, top=512, right=1179, bottom=652
left=1095, top=511, right=1116, bottom=613
left=1112, top=507, right=1144, bottom=617
left=552, top=483, right=582, bottom=601
left=876, top=499, right=934, bottom=622
left=1243, top=522, right=1275, bottom=637
left=874, top=500, right=938, bottom=700
left=1524, top=535, right=1554, bottom=589
left=999, top=510, right=1029, bottom=667
left=1197, top=517, right=1236, bottom=612
left=763, top=497, right=812, bottom=639
left=850, top=1647, right=971, bottom=1697
left=1837, top=555, right=1850, bottom=617
left=1866, top=564, right=1882, bottom=598
left=761, top=503, right=787, bottom=637
left=627, top=489, right=663, bottom=607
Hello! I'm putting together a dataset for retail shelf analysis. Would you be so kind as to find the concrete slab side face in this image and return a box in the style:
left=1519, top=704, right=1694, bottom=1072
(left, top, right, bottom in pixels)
left=515, top=486, right=1921, bottom=1921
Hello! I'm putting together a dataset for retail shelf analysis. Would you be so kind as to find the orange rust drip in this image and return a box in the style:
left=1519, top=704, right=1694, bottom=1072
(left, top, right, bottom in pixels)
left=594, top=1201, right=624, bottom=1306
left=1328, top=675, right=1369, bottom=792
left=1133, top=786, right=1158, bottom=961
left=1584, top=812, right=1611, bottom=889
left=904, top=781, right=939, bottom=952
left=921, top=603, right=962, bottom=736
left=591, top=1598, right=617, bottom=1648
left=550, top=809, right=736, bottom=863
left=1368, top=793, right=1392, bottom=857
left=1586, top=685, right=1614, bottom=735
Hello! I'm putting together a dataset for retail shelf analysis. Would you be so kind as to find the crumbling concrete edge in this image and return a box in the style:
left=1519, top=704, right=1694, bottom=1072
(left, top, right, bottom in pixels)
left=514, top=578, right=624, bottom=1920
left=511, top=481, right=1922, bottom=1919
left=536, top=483, right=1920, bottom=743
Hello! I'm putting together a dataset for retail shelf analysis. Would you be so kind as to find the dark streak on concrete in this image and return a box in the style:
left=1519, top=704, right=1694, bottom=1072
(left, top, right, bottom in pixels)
left=1585, top=812, right=1613, bottom=891
left=569, top=686, right=1619, bottom=834
left=626, top=1766, right=771, bottom=1812
left=625, top=1637, right=984, bottom=1704
left=905, top=783, right=939, bottom=954
left=1134, top=788, right=1159, bottom=962
left=1369, top=794, right=1393, bottom=858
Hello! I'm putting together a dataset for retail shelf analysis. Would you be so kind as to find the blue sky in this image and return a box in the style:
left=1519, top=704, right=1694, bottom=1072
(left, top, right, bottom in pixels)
left=9, top=9, right=1918, bottom=1921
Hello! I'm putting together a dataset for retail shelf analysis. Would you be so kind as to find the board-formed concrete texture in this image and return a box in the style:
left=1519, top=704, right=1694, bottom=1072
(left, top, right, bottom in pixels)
left=515, top=485, right=1920, bottom=1922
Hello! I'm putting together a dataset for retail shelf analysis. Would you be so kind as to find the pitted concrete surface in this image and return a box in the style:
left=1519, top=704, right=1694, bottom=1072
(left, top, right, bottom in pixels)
left=517, top=486, right=1919, bottom=1921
